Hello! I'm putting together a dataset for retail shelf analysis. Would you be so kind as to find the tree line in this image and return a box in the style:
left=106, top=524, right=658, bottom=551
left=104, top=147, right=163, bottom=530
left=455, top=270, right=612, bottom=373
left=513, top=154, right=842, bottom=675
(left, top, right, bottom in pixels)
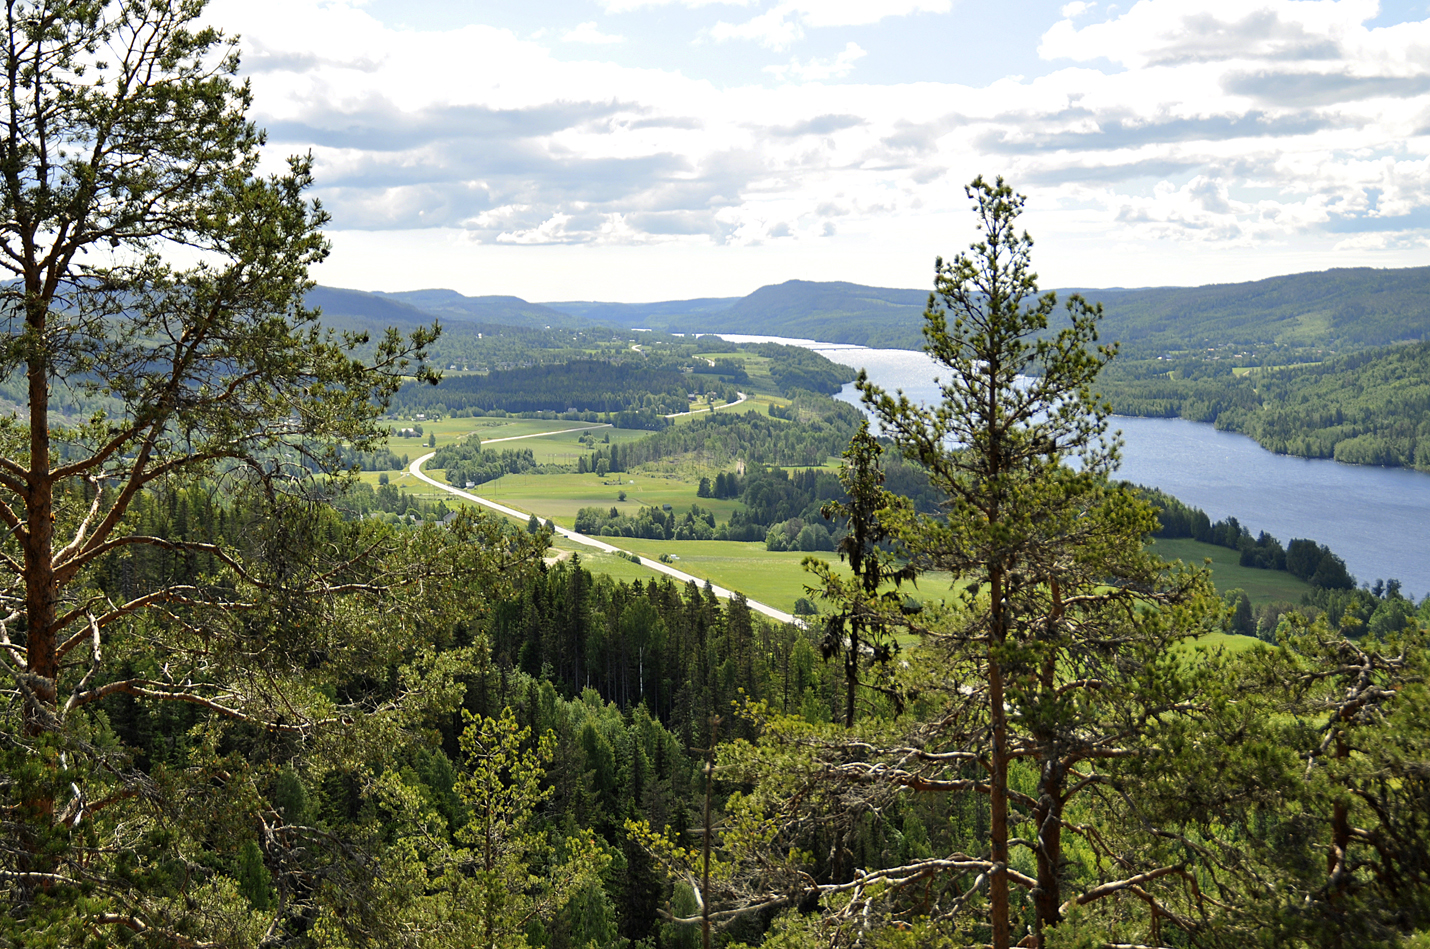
left=1102, top=341, right=1430, bottom=469
left=1144, top=487, right=1356, bottom=587
left=389, top=359, right=740, bottom=418
left=744, top=342, right=858, bottom=396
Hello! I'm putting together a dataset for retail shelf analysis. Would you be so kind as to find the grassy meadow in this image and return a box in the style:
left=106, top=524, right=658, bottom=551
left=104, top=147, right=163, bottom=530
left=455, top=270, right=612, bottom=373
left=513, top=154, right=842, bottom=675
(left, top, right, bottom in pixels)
left=1152, top=537, right=1311, bottom=606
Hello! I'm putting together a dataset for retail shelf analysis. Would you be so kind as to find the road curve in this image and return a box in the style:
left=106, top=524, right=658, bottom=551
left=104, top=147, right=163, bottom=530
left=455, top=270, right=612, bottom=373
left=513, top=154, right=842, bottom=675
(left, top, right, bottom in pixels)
left=664, top=391, right=747, bottom=418
left=409, top=451, right=798, bottom=625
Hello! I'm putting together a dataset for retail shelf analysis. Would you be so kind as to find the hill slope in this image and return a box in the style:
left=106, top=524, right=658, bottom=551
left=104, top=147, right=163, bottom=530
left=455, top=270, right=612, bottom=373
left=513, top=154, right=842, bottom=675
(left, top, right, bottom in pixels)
left=373, top=289, right=585, bottom=329
left=1091, top=266, right=1430, bottom=356
left=541, top=297, right=740, bottom=327
left=306, top=286, right=437, bottom=326
left=312, top=264, right=1430, bottom=358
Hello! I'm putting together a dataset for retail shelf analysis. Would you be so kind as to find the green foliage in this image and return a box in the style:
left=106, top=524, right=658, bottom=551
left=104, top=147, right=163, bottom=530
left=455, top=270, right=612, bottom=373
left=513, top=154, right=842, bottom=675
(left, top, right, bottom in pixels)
left=1103, top=340, right=1430, bottom=470
left=612, top=392, right=866, bottom=469
left=455, top=708, right=608, bottom=949
left=745, top=342, right=859, bottom=395
left=436, top=441, right=553, bottom=487
left=1287, top=537, right=1356, bottom=590
left=804, top=423, right=918, bottom=726
left=858, top=175, right=1221, bottom=947
left=391, top=359, right=728, bottom=419
left=235, top=841, right=272, bottom=911
left=694, top=178, right=1222, bottom=949
left=1224, top=587, right=1255, bottom=636
left=0, top=0, right=446, bottom=938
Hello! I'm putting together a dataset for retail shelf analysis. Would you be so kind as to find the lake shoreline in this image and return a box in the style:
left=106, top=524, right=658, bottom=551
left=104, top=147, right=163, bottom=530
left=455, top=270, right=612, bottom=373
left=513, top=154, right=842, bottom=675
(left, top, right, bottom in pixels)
left=718, top=334, right=1430, bottom=597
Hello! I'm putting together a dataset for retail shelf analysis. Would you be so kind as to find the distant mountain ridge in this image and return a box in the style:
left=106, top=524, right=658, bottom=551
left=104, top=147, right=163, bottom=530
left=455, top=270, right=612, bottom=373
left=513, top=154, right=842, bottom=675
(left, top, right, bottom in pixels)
left=543, top=296, right=740, bottom=325
left=373, top=289, right=584, bottom=329
left=309, top=266, right=1430, bottom=357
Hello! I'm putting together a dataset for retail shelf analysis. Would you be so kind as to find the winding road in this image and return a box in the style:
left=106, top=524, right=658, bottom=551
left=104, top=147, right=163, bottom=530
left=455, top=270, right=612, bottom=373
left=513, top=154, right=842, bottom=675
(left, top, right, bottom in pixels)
left=408, top=443, right=797, bottom=625
left=664, top=390, right=747, bottom=418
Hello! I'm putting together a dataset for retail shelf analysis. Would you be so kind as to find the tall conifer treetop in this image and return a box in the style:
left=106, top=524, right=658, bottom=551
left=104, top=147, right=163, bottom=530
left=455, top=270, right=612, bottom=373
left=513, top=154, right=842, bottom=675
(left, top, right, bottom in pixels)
left=861, top=178, right=1214, bottom=948
left=699, top=178, right=1216, bottom=949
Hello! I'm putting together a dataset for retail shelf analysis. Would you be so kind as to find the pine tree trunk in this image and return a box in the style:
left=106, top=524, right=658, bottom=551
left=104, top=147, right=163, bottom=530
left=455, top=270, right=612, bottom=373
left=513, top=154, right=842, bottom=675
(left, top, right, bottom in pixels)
left=22, top=297, right=55, bottom=739
left=1032, top=785, right=1065, bottom=947
left=989, top=567, right=1010, bottom=949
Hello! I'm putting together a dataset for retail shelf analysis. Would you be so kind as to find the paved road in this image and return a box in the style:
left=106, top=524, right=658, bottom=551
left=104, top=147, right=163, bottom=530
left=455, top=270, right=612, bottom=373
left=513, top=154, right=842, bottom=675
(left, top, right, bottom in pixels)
left=664, top=391, right=747, bottom=418
left=409, top=451, right=798, bottom=625
left=479, top=423, right=613, bottom=444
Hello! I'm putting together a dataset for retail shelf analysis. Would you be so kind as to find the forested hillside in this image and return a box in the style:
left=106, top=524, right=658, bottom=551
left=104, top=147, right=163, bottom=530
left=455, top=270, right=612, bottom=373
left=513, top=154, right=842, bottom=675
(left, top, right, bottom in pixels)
left=1104, top=340, right=1430, bottom=469
left=485, top=267, right=1430, bottom=357
left=671, top=280, right=928, bottom=348
left=375, top=288, right=587, bottom=329
left=611, top=391, right=865, bottom=468
left=388, top=359, right=738, bottom=419
left=1092, top=265, right=1430, bottom=356
left=384, top=341, right=850, bottom=422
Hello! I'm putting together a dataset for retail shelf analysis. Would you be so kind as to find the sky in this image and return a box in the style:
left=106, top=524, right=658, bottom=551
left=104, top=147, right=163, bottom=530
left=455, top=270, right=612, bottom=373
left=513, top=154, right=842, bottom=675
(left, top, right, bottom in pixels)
left=206, top=0, right=1430, bottom=301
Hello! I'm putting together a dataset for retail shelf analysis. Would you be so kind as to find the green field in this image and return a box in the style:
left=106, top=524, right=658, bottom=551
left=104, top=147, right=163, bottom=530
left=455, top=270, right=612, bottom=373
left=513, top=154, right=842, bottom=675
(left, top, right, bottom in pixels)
left=455, top=470, right=737, bottom=524
left=390, top=433, right=1311, bottom=630
left=695, top=350, right=779, bottom=396
left=1152, top=537, right=1310, bottom=605
left=549, top=548, right=657, bottom=585
left=587, top=537, right=844, bottom=611
left=668, top=391, right=789, bottom=424
left=549, top=534, right=956, bottom=616
left=358, top=418, right=659, bottom=488
left=1182, top=630, right=1266, bottom=653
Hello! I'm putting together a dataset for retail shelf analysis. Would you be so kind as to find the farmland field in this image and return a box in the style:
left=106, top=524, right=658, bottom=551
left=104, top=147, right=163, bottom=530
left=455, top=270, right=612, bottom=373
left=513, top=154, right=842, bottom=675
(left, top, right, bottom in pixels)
left=1152, top=537, right=1311, bottom=605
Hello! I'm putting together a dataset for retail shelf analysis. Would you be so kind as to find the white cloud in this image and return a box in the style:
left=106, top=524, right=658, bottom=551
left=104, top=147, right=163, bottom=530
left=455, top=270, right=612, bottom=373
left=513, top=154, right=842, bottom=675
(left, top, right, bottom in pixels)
left=783, top=0, right=952, bottom=27
left=709, top=6, right=805, bottom=49
left=563, top=22, right=625, bottom=44
left=1039, top=0, right=1384, bottom=69
left=764, top=40, right=866, bottom=81
left=208, top=0, right=1430, bottom=293
left=600, top=0, right=756, bottom=11
left=1333, top=231, right=1430, bottom=251
left=710, top=0, right=951, bottom=49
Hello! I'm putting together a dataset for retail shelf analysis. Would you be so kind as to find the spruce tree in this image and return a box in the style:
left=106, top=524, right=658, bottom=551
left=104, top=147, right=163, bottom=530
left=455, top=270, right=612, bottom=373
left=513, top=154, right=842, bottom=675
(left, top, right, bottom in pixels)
left=803, top=422, right=915, bottom=727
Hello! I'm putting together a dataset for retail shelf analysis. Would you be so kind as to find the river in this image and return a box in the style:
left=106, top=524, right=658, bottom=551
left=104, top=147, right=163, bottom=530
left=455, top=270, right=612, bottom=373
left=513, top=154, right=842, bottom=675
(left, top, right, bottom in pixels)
left=718, top=335, right=1430, bottom=598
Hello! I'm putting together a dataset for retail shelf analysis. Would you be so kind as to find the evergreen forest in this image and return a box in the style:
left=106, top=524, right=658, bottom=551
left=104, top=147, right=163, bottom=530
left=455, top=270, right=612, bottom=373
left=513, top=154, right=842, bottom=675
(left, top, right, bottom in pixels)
left=2, top=6, right=1428, bottom=949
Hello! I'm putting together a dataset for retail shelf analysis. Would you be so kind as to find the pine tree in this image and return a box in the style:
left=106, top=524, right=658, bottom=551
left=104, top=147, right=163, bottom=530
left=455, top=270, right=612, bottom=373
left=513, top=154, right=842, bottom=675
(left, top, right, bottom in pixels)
left=703, top=178, right=1217, bottom=949
left=454, top=708, right=608, bottom=949
left=858, top=176, right=1216, bottom=947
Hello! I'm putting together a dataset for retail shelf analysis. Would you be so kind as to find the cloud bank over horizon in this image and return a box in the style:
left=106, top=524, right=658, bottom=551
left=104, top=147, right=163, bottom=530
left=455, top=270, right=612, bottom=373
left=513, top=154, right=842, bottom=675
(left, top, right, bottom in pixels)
left=213, top=0, right=1430, bottom=299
